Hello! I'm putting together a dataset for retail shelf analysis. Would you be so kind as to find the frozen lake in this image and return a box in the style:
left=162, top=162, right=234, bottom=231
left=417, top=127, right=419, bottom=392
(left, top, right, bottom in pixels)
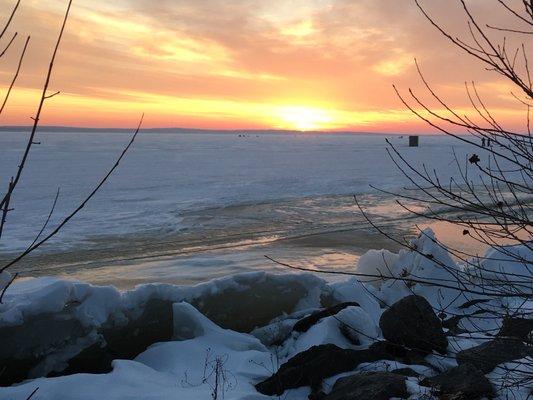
left=0, top=131, right=480, bottom=286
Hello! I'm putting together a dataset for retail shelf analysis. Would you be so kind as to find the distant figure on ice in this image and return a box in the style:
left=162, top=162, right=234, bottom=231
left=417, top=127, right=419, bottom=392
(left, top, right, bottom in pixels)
left=487, top=138, right=491, bottom=147
left=481, top=137, right=486, bottom=147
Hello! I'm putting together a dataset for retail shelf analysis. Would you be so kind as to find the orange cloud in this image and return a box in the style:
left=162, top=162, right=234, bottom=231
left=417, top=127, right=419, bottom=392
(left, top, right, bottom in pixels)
left=0, top=0, right=528, bottom=133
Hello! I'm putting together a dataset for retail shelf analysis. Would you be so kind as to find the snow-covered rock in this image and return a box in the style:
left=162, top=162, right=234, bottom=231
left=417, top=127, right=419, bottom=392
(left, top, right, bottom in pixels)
left=1, top=303, right=273, bottom=400
left=1, top=232, right=531, bottom=399
left=0, top=272, right=328, bottom=385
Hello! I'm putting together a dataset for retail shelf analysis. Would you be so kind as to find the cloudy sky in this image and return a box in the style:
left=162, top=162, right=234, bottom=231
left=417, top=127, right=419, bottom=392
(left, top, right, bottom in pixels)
left=0, top=0, right=529, bottom=132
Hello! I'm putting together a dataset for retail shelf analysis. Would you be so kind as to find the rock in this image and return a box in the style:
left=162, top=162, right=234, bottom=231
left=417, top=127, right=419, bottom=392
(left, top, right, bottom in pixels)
left=0, top=273, right=326, bottom=384
left=48, top=343, right=113, bottom=378
left=324, top=371, right=408, bottom=400
left=102, top=298, right=174, bottom=360
left=255, top=344, right=376, bottom=396
left=308, top=391, right=327, bottom=400
left=190, top=276, right=308, bottom=332
left=442, top=315, right=465, bottom=334
left=420, top=363, right=493, bottom=400
left=54, top=298, right=174, bottom=378
left=442, top=309, right=485, bottom=335
left=292, top=302, right=360, bottom=333
left=392, top=367, right=420, bottom=378
left=0, top=311, right=92, bottom=385
left=498, top=317, right=533, bottom=341
left=457, top=338, right=533, bottom=373
left=0, top=298, right=174, bottom=386
left=379, top=295, right=448, bottom=354
left=255, top=340, right=435, bottom=396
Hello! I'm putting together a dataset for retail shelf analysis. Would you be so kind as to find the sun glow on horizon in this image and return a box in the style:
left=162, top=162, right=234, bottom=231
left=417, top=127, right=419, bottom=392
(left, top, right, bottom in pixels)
left=276, top=106, right=334, bottom=131
left=0, top=1, right=526, bottom=132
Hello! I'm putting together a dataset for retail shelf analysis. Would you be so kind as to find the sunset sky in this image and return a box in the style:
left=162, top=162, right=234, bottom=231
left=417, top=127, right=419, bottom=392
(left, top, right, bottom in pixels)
left=0, top=0, right=529, bottom=132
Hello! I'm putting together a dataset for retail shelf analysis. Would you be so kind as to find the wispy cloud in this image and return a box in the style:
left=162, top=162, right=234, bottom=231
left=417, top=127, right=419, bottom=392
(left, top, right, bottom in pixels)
left=0, top=0, right=527, bottom=131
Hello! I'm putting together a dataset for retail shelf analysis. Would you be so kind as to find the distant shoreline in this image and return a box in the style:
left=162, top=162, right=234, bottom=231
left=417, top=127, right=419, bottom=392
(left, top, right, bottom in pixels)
left=0, top=125, right=435, bottom=136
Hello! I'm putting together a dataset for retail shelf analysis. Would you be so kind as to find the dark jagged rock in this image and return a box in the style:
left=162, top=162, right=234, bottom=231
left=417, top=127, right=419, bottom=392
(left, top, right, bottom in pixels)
left=102, top=298, right=174, bottom=360
left=292, top=302, right=360, bottom=333
left=379, top=295, right=448, bottom=354
left=457, top=338, right=533, bottom=373
left=420, top=363, right=493, bottom=400
left=308, top=391, right=327, bottom=400
left=392, top=367, right=420, bottom=378
left=51, top=343, right=114, bottom=377
left=0, top=298, right=174, bottom=386
left=498, top=317, right=533, bottom=341
left=191, top=277, right=308, bottom=332
left=0, top=312, right=91, bottom=385
left=0, top=357, right=45, bottom=387
left=255, top=344, right=376, bottom=396
left=54, top=298, right=174, bottom=378
left=442, top=315, right=465, bottom=335
left=442, top=309, right=486, bottom=335
left=324, top=372, right=408, bottom=400
left=255, top=340, right=435, bottom=396
left=0, top=274, right=321, bottom=385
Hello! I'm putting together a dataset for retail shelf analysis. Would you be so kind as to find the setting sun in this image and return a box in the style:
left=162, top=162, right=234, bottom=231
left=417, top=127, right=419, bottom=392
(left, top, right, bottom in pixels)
left=0, top=1, right=525, bottom=132
left=277, top=106, right=333, bottom=131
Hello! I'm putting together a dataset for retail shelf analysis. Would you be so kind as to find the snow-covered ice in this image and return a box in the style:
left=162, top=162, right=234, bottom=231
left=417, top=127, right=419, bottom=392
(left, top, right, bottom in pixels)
left=0, top=131, right=478, bottom=254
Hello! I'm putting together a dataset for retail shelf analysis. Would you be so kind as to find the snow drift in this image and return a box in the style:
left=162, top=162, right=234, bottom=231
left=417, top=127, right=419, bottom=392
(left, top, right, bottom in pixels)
left=0, top=272, right=327, bottom=385
left=0, top=228, right=531, bottom=399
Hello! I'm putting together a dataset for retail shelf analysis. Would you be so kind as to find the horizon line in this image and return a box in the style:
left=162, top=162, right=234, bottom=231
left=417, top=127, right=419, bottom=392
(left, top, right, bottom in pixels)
left=0, top=125, right=435, bottom=136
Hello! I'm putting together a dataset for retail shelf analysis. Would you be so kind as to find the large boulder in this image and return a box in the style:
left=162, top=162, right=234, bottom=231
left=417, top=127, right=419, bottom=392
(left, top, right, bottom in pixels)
left=0, top=313, right=85, bottom=386
left=0, top=311, right=91, bottom=385
left=101, top=298, right=174, bottom=360
left=189, top=273, right=318, bottom=332
left=457, top=338, right=533, bottom=373
left=0, top=272, right=326, bottom=385
left=379, top=295, right=448, bottom=354
left=255, top=340, right=435, bottom=396
left=498, top=317, right=533, bottom=341
left=0, top=298, right=174, bottom=385
left=420, top=363, right=493, bottom=400
left=324, top=371, right=408, bottom=400
left=255, top=344, right=376, bottom=396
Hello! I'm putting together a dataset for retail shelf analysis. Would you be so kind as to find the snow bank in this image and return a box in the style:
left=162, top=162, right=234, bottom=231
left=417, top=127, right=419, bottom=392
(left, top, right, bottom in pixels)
left=1, top=302, right=273, bottom=400
left=0, top=271, right=327, bottom=329
left=0, top=277, right=121, bottom=328
left=0, top=272, right=328, bottom=384
left=1, top=229, right=531, bottom=399
left=354, top=249, right=399, bottom=286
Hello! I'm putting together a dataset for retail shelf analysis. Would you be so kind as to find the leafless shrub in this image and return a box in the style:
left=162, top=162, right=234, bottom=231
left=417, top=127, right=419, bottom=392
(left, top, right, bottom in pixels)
left=267, top=0, right=532, bottom=395
left=0, top=0, right=142, bottom=295
left=364, top=0, right=533, bottom=392
left=1, top=1, right=142, bottom=396
left=181, top=348, right=237, bottom=400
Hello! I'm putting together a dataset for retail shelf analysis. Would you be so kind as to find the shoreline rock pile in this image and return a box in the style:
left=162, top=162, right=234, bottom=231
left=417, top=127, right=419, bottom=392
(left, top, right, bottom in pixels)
left=256, top=294, right=532, bottom=400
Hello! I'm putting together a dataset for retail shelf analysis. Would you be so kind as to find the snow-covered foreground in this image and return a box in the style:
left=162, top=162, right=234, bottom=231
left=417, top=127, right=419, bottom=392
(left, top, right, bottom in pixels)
left=0, top=229, right=531, bottom=399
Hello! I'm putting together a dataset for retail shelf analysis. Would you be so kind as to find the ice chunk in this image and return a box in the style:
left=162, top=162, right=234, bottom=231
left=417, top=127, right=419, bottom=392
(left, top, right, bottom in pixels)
left=355, top=249, right=399, bottom=287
